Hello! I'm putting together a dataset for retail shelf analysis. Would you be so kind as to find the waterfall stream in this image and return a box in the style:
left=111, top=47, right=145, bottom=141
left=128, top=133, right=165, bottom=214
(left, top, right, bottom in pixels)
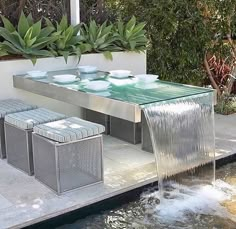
left=142, top=92, right=215, bottom=196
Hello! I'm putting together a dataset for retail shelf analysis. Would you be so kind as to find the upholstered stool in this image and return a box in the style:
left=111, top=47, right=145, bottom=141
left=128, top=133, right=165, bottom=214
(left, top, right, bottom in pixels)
left=4, top=108, right=66, bottom=175
left=0, top=99, right=37, bottom=159
left=32, top=117, right=105, bottom=194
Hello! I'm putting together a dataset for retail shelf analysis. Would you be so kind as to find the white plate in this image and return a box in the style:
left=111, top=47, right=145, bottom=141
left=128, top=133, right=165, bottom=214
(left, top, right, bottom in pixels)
left=85, top=81, right=111, bottom=91
left=53, top=79, right=78, bottom=84
left=109, top=70, right=131, bottom=78
left=27, top=70, right=47, bottom=78
left=109, top=74, right=130, bottom=79
left=78, top=66, right=98, bottom=74
left=135, top=74, right=159, bottom=83
left=52, top=74, right=77, bottom=82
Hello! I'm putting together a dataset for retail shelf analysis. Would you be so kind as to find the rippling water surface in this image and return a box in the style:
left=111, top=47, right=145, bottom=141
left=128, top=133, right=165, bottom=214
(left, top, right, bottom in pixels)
left=58, top=163, right=236, bottom=229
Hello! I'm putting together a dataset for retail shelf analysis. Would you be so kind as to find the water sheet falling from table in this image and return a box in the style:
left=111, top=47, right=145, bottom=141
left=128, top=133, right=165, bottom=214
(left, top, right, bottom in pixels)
left=142, top=92, right=215, bottom=196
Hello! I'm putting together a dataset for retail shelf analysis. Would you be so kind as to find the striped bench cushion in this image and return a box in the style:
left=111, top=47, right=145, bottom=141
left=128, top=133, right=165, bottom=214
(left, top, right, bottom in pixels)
left=5, top=108, right=66, bottom=130
left=33, top=117, right=105, bottom=143
left=0, top=99, right=37, bottom=118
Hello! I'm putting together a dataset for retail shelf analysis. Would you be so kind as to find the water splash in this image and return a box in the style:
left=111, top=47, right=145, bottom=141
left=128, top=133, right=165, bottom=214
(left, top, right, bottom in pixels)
left=140, top=179, right=236, bottom=225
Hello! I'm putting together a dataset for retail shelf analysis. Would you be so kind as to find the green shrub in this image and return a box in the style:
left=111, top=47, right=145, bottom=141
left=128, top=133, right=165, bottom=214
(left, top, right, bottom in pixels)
left=0, top=0, right=70, bottom=27
left=106, top=0, right=236, bottom=86
left=215, top=95, right=236, bottom=115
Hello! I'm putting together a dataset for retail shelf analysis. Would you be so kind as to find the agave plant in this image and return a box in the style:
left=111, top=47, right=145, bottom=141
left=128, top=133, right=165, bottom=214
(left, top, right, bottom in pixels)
left=0, top=12, right=56, bottom=64
left=0, top=42, right=7, bottom=56
left=46, top=15, right=90, bottom=63
left=79, top=20, right=121, bottom=60
left=115, top=16, right=148, bottom=52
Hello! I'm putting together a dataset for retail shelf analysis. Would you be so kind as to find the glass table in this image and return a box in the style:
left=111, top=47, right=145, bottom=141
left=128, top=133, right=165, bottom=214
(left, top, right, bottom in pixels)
left=13, top=69, right=214, bottom=150
left=14, top=69, right=213, bottom=123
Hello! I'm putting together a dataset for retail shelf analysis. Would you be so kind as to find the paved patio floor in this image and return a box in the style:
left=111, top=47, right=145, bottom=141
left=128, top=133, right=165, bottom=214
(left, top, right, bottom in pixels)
left=0, top=114, right=235, bottom=229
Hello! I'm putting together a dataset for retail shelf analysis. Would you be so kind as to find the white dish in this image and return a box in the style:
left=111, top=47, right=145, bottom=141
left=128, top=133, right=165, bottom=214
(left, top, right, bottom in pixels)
left=27, top=70, right=47, bottom=78
left=52, top=74, right=77, bottom=83
left=109, top=70, right=131, bottom=78
left=135, top=74, right=158, bottom=83
left=78, top=66, right=98, bottom=74
left=85, top=81, right=111, bottom=91
left=53, top=79, right=78, bottom=84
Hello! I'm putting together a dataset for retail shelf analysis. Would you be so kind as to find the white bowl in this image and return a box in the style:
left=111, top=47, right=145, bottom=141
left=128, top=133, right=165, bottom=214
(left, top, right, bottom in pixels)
left=135, top=74, right=158, bottom=83
left=85, top=81, right=111, bottom=91
left=27, top=70, right=47, bottom=78
left=52, top=74, right=77, bottom=83
left=109, top=70, right=131, bottom=78
left=78, top=66, right=98, bottom=74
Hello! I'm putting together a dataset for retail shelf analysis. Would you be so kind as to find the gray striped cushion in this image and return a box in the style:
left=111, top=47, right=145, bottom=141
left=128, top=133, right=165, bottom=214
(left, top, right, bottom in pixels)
left=5, top=108, right=66, bottom=130
left=0, top=99, right=37, bottom=118
left=33, top=117, right=105, bottom=142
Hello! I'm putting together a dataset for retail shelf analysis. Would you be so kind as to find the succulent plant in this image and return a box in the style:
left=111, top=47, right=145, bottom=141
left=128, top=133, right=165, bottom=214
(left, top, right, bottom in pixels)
left=0, top=12, right=148, bottom=63
left=115, top=16, right=148, bottom=52
left=0, top=12, right=56, bottom=64
left=0, top=42, right=7, bottom=56
left=79, top=20, right=122, bottom=60
left=46, top=15, right=90, bottom=63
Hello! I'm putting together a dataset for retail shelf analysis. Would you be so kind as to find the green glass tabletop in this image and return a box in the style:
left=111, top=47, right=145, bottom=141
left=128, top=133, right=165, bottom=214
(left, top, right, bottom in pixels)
left=21, top=69, right=213, bottom=106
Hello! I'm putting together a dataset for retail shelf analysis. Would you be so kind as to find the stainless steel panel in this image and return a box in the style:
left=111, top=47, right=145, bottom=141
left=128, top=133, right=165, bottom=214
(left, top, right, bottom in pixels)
left=33, top=134, right=58, bottom=192
left=5, top=123, right=34, bottom=175
left=85, top=109, right=110, bottom=135
left=0, top=118, right=6, bottom=159
left=141, top=111, right=153, bottom=153
left=110, top=117, right=141, bottom=144
left=13, top=76, right=141, bottom=123
left=33, top=133, right=104, bottom=195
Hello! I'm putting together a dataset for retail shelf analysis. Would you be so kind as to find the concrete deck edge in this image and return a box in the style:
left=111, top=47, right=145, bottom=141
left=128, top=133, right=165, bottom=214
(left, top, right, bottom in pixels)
left=11, top=177, right=158, bottom=229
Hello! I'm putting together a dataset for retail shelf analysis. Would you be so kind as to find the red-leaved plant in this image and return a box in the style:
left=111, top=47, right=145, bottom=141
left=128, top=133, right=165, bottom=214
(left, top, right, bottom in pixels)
left=207, top=55, right=236, bottom=95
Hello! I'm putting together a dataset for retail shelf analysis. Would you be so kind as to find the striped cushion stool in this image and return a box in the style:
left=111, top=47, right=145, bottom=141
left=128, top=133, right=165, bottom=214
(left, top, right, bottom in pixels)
left=4, top=108, right=66, bottom=175
left=0, top=99, right=37, bottom=159
left=32, top=117, right=105, bottom=195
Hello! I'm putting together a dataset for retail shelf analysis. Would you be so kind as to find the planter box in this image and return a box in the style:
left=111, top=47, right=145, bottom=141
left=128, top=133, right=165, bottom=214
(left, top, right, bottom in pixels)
left=0, top=52, right=146, bottom=117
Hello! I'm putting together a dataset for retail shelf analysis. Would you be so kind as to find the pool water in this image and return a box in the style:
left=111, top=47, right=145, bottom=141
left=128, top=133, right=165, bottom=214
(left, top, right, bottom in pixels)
left=56, top=162, right=236, bottom=229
